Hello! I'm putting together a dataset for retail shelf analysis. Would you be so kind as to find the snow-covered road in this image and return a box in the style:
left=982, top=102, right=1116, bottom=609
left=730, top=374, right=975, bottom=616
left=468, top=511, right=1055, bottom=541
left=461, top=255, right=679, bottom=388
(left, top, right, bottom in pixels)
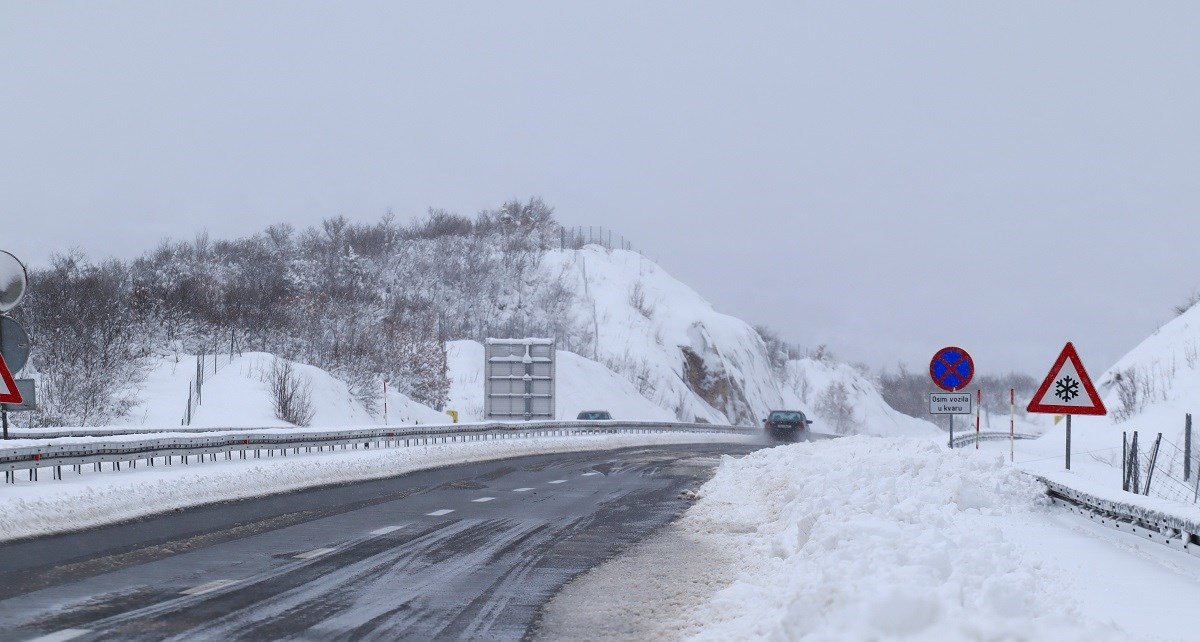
left=0, top=444, right=750, bottom=640
left=9, top=428, right=1198, bottom=640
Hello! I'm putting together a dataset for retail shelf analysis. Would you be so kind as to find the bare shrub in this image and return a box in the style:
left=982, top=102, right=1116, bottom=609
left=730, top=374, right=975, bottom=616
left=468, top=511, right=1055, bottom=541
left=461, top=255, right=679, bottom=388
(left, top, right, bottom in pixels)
left=1175, top=290, right=1200, bottom=317
left=265, top=358, right=315, bottom=426
left=811, top=344, right=833, bottom=362
left=628, top=283, right=654, bottom=319
left=817, top=381, right=855, bottom=434
left=1112, top=368, right=1139, bottom=423
left=755, top=325, right=805, bottom=373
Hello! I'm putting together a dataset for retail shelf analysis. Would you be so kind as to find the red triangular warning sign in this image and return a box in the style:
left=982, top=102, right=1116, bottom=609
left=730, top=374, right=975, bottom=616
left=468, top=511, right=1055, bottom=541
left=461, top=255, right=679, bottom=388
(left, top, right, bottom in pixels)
left=1027, top=342, right=1106, bottom=416
left=0, top=353, right=21, bottom=405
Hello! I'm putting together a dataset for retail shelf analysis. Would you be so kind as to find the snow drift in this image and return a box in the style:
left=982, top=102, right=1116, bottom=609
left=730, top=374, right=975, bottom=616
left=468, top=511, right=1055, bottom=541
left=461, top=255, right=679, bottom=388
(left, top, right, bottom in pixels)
left=683, top=438, right=1119, bottom=640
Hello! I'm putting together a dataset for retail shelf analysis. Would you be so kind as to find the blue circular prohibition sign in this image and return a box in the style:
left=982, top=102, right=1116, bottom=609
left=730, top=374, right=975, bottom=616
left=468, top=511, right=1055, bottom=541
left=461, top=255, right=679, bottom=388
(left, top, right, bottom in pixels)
left=930, top=347, right=974, bottom=392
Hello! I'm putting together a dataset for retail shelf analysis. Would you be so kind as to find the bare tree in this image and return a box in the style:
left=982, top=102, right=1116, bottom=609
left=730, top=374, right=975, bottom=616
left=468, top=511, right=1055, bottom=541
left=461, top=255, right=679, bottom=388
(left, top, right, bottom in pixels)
left=266, top=358, right=315, bottom=426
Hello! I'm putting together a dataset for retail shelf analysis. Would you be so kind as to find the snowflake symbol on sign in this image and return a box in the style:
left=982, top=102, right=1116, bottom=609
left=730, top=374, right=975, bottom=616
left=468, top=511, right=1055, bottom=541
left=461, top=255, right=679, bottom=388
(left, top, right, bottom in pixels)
left=1054, top=376, right=1080, bottom=403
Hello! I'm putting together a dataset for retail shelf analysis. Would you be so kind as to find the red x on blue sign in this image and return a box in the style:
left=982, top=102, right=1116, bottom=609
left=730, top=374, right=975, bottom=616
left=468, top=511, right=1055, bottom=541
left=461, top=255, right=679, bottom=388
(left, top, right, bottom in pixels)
left=930, top=347, right=974, bottom=392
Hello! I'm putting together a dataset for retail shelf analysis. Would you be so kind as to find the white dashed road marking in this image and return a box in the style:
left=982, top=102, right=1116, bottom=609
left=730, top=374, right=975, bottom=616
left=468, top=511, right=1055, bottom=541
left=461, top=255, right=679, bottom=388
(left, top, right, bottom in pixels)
left=472, top=497, right=496, bottom=503
left=513, top=488, right=535, bottom=492
left=582, top=472, right=602, bottom=476
left=27, top=630, right=91, bottom=642
left=294, top=548, right=337, bottom=560
left=547, top=480, right=568, bottom=484
left=370, top=526, right=404, bottom=535
left=427, top=509, right=455, bottom=516
left=181, top=579, right=240, bottom=596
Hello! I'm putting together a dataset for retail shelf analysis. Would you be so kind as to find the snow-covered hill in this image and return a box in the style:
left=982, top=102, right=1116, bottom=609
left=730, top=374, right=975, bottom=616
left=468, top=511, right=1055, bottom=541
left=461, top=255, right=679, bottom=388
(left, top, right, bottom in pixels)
left=125, top=352, right=446, bottom=429
left=780, top=358, right=941, bottom=437
left=542, top=246, right=939, bottom=436
left=29, top=245, right=938, bottom=437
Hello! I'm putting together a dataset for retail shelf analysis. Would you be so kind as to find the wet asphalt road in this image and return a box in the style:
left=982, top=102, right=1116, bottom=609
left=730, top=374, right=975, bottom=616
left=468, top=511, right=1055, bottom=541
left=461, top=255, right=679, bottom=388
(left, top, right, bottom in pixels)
left=0, top=442, right=760, bottom=641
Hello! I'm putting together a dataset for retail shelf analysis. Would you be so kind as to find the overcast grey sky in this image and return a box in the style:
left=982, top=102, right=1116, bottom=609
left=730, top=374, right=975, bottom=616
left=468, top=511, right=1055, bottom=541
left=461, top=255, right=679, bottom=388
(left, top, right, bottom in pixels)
left=2, top=2, right=1198, bottom=376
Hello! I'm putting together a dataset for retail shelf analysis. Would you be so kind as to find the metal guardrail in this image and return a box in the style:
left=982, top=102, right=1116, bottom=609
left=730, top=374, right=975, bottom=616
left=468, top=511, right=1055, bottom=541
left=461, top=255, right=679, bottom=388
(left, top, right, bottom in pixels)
left=950, top=431, right=1040, bottom=449
left=1038, top=475, right=1200, bottom=558
left=0, top=421, right=749, bottom=482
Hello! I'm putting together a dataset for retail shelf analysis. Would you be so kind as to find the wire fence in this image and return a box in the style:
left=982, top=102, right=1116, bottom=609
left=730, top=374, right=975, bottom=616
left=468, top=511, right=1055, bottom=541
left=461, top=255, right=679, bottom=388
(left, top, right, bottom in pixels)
left=181, top=351, right=240, bottom=426
left=1124, top=418, right=1200, bottom=504
left=560, top=226, right=638, bottom=253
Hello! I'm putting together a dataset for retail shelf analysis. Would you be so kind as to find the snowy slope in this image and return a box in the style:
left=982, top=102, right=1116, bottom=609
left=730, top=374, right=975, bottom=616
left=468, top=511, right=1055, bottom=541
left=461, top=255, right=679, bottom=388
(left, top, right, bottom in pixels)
left=444, top=339, right=675, bottom=422
left=782, top=358, right=939, bottom=437
left=542, top=246, right=938, bottom=435
left=47, top=246, right=937, bottom=436
left=124, top=352, right=445, bottom=429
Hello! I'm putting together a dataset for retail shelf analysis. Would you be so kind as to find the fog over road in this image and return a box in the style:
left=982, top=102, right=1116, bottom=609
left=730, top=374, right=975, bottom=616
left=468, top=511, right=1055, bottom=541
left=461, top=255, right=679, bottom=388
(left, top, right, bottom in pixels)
left=0, top=443, right=758, bottom=641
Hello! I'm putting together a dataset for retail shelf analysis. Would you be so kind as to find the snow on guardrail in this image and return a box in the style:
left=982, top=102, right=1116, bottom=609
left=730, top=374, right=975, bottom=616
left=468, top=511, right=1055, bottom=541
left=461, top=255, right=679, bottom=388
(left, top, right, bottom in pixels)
left=1035, top=473, right=1200, bottom=557
left=0, top=421, right=751, bottom=482
left=949, top=431, right=1041, bottom=449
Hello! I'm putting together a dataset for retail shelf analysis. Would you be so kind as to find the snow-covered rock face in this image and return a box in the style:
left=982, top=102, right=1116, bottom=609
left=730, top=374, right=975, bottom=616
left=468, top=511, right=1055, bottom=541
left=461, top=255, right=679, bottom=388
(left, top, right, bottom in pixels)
left=543, top=246, right=794, bottom=424
left=540, top=246, right=937, bottom=435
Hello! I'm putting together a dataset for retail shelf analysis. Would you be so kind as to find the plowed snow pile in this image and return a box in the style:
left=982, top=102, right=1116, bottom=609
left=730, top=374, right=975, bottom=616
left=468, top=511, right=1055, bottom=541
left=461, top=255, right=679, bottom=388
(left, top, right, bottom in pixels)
left=684, top=438, right=1116, bottom=641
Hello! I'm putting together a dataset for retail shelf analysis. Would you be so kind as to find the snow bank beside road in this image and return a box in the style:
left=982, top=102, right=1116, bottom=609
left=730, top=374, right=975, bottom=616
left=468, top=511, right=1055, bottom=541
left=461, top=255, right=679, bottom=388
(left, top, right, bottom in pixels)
left=683, top=438, right=1117, bottom=640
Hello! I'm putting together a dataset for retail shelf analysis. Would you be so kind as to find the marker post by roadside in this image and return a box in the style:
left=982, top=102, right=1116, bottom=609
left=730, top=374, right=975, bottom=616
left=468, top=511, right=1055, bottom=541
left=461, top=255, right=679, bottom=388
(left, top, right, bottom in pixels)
left=1009, top=388, right=1015, bottom=462
left=1026, top=342, right=1107, bottom=470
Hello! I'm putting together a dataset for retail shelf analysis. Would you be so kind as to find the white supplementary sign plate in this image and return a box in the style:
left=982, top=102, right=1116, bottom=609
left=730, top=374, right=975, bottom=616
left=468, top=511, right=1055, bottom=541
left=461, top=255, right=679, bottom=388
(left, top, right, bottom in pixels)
left=930, top=392, right=972, bottom=415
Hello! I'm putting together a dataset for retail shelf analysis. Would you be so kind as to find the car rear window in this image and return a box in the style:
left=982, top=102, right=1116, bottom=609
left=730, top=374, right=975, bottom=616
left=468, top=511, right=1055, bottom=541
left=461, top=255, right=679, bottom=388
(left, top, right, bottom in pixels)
left=769, top=411, right=804, bottom=422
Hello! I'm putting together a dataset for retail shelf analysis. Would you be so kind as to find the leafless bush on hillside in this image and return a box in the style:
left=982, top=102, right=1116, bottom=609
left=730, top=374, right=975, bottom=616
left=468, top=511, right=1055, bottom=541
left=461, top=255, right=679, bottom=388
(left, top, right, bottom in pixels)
left=628, top=283, right=654, bottom=319
left=1112, top=368, right=1139, bottom=423
left=754, top=325, right=805, bottom=374
left=603, top=354, right=658, bottom=398
left=1175, top=290, right=1200, bottom=317
left=817, top=381, right=855, bottom=434
left=265, top=358, right=315, bottom=427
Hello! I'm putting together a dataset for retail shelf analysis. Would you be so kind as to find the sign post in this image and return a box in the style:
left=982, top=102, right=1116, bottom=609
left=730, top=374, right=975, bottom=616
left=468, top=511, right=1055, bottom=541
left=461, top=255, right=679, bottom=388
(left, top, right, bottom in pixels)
left=1009, top=388, right=1015, bottom=462
left=1026, top=342, right=1107, bottom=470
left=930, top=346, right=974, bottom=448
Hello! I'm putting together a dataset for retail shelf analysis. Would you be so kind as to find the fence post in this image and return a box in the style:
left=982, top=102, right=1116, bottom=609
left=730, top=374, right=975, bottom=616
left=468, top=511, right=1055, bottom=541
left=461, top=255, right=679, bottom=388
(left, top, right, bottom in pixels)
left=1130, top=432, right=1140, bottom=494
left=1122, top=431, right=1128, bottom=492
left=1186, top=413, right=1193, bottom=482
left=1144, top=433, right=1162, bottom=496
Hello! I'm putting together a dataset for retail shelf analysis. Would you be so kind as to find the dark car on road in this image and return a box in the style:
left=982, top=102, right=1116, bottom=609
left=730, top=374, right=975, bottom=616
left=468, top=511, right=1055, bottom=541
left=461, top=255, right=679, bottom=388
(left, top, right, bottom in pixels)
left=763, top=410, right=812, bottom=442
left=577, top=410, right=612, bottom=420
